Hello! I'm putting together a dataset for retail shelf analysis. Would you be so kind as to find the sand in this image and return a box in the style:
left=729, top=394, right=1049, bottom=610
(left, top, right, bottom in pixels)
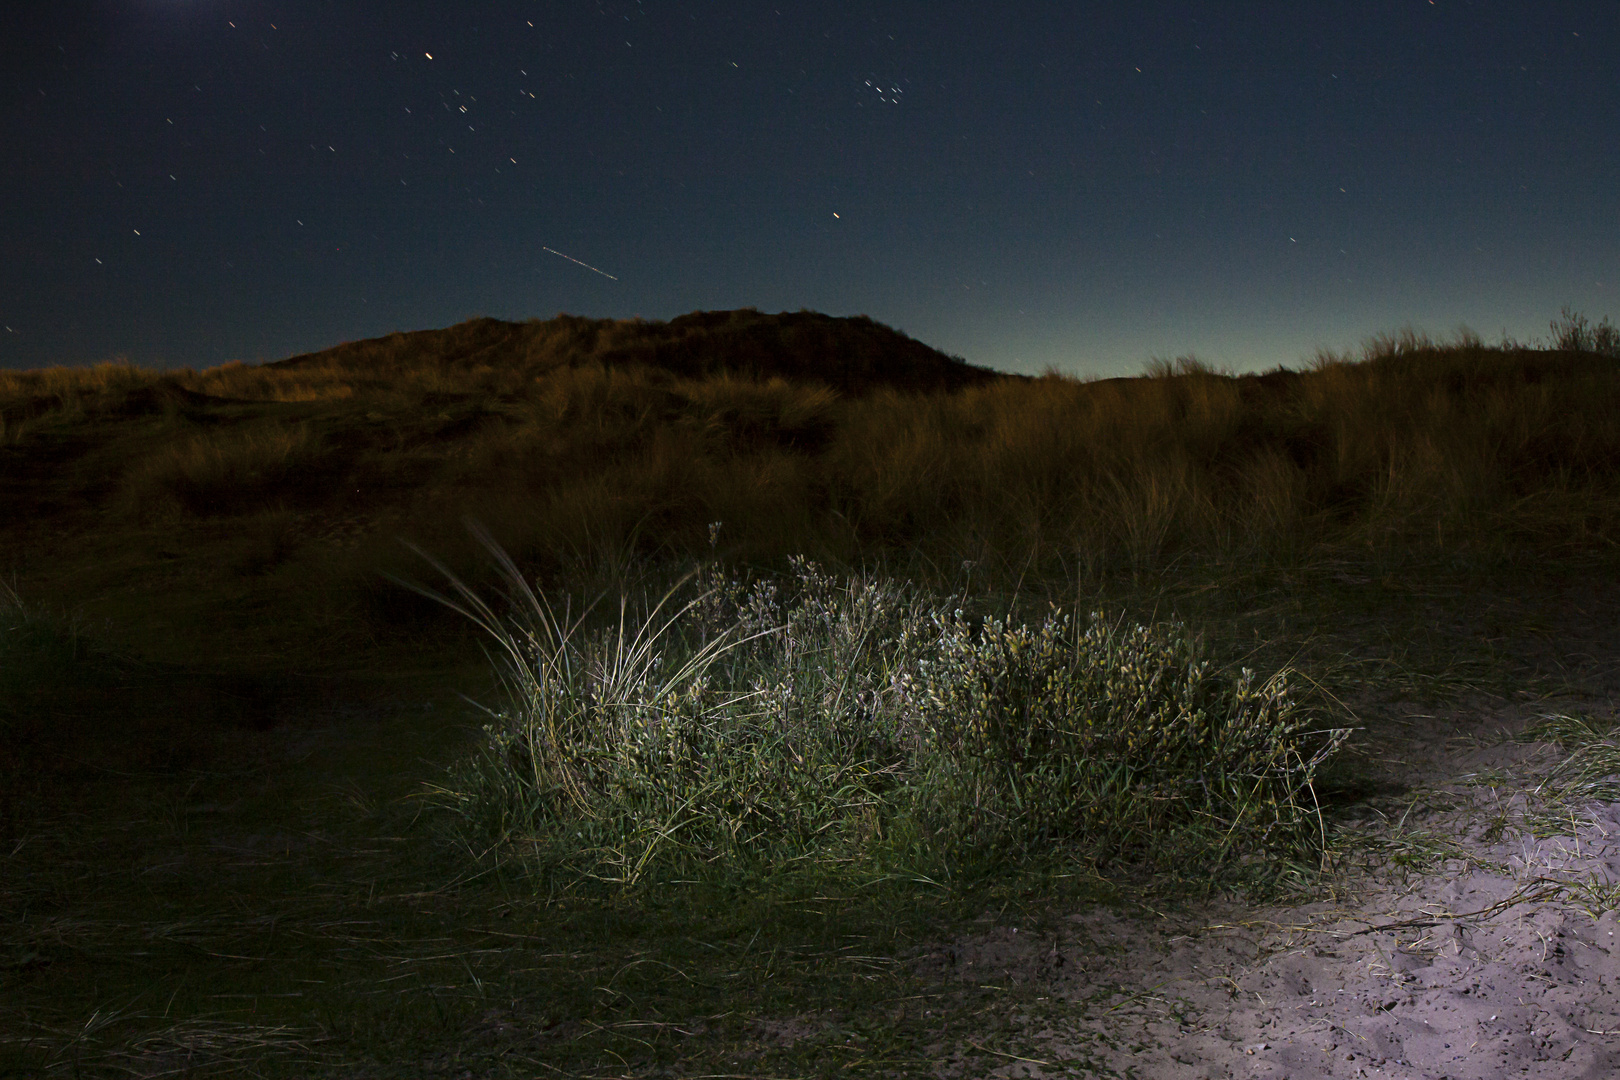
left=911, top=693, right=1620, bottom=1079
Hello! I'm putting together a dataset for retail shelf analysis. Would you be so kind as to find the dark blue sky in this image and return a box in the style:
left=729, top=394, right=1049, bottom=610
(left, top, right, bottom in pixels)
left=3, top=2, right=1616, bottom=376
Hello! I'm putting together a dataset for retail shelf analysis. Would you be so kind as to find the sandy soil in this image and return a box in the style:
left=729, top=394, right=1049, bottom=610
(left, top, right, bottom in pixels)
left=913, top=691, right=1620, bottom=1079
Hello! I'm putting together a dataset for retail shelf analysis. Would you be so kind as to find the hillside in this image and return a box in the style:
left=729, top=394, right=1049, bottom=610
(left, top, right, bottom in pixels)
left=2, top=312, right=1619, bottom=681
left=265, top=308, right=1007, bottom=395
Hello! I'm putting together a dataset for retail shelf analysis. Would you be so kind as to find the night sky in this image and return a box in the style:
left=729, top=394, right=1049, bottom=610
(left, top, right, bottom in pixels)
left=3, top=2, right=1616, bottom=377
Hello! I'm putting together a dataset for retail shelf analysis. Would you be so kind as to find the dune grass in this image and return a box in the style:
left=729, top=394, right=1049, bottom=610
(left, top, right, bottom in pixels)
left=405, top=527, right=1350, bottom=896
left=1519, top=711, right=1620, bottom=804
left=4, top=309, right=1619, bottom=609
left=3, top=305, right=1616, bottom=873
left=3, top=307, right=1620, bottom=1074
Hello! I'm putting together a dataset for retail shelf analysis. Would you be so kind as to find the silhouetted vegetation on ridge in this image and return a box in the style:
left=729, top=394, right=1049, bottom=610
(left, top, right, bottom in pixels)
left=266, top=308, right=1006, bottom=395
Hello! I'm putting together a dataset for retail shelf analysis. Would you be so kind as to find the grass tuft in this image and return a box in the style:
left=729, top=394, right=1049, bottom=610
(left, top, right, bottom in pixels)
left=1520, top=711, right=1620, bottom=803
left=411, top=526, right=1351, bottom=895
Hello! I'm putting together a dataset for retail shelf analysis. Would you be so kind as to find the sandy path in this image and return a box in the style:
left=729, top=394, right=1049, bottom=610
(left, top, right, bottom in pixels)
left=915, top=698, right=1620, bottom=1079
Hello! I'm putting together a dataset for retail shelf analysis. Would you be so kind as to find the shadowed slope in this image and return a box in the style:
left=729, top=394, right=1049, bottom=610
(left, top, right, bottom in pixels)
left=267, top=308, right=1007, bottom=395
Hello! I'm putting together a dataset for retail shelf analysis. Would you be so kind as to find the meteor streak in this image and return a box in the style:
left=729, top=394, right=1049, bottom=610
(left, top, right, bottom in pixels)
left=542, top=246, right=618, bottom=281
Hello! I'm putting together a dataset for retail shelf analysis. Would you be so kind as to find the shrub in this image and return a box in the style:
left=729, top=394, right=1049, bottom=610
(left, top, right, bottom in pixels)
left=899, top=609, right=1346, bottom=869
left=414, top=528, right=1350, bottom=891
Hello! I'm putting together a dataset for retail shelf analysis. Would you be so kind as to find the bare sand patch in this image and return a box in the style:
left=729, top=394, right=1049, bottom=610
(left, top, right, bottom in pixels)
left=912, top=695, right=1620, bottom=1078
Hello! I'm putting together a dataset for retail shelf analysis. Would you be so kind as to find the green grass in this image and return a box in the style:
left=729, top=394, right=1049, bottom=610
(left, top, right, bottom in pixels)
left=0, top=605, right=1141, bottom=1078
left=406, top=526, right=1349, bottom=897
left=1519, top=711, right=1620, bottom=804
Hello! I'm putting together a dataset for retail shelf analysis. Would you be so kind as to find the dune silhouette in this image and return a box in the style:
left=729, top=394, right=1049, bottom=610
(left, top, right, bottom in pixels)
left=269, top=308, right=1008, bottom=395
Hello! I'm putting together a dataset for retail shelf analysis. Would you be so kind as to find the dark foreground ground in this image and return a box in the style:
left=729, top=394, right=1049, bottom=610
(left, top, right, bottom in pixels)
left=5, top=550, right=1619, bottom=1078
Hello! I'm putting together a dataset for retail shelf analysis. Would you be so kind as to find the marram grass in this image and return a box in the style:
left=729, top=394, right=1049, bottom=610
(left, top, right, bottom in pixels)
left=1519, top=711, right=1620, bottom=804
left=408, top=525, right=1352, bottom=893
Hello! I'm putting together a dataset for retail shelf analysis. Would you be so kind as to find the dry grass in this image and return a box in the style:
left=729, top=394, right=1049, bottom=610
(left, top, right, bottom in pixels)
left=6, top=309, right=1619, bottom=590
left=2, top=308, right=1617, bottom=691
left=119, top=422, right=328, bottom=518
